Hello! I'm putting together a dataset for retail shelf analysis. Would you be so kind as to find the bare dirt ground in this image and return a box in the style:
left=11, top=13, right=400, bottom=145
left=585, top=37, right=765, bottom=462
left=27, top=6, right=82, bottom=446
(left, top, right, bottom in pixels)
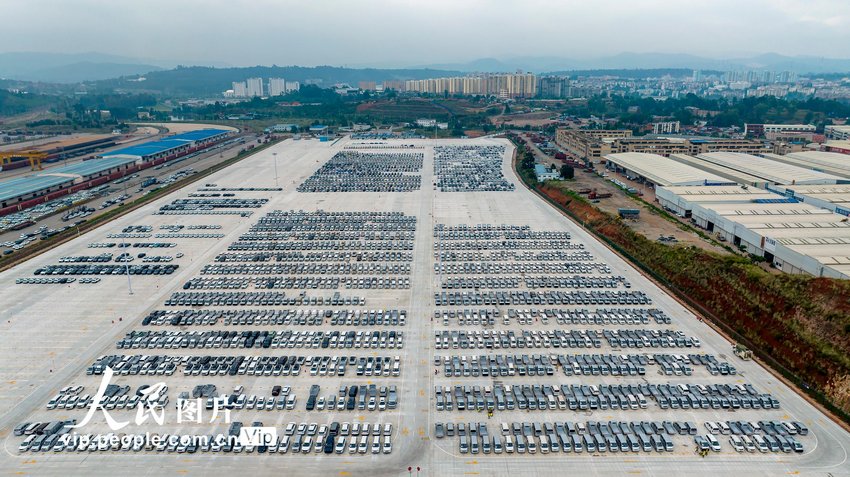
left=526, top=142, right=730, bottom=255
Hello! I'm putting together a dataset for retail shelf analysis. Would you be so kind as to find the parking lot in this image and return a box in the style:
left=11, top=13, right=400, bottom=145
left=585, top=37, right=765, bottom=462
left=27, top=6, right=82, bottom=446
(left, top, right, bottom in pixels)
left=0, top=137, right=848, bottom=476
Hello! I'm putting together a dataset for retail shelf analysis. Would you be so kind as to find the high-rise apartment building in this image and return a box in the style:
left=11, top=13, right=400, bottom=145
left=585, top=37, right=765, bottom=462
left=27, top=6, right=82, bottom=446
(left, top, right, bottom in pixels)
left=246, top=77, right=264, bottom=97
left=232, top=81, right=248, bottom=97
left=268, top=78, right=286, bottom=96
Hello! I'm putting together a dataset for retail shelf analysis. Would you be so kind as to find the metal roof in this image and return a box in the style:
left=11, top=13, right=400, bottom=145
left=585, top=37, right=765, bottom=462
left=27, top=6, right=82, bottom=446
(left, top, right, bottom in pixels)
left=605, top=153, right=734, bottom=186
left=695, top=152, right=842, bottom=185
left=168, top=129, right=229, bottom=142
left=102, top=139, right=191, bottom=159
left=0, top=174, right=75, bottom=202
left=669, top=154, right=767, bottom=186
left=41, top=156, right=137, bottom=178
left=102, top=129, right=229, bottom=159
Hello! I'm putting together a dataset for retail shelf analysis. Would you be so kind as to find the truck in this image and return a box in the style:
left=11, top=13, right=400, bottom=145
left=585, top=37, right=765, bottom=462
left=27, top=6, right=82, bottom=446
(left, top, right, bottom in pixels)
left=733, top=344, right=753, bottom=360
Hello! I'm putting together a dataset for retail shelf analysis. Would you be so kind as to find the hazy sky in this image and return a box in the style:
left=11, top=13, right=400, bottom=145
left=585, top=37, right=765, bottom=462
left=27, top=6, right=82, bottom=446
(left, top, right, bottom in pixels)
left=3, top=0, right=849, bottom=66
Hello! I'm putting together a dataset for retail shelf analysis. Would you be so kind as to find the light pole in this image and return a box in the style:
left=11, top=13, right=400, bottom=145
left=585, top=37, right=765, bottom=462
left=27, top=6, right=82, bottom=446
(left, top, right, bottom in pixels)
left=272, top=152, right=279, bottom=187
left=120, top=234, right=133, bottom=295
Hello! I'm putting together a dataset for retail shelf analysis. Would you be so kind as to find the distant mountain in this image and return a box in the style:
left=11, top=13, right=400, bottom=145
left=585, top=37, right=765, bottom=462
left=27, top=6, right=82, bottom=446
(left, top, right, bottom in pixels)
left=92, top=65, right=464, bottom=97
left=0, top=52, right=165, bottom=82
left=417, top=53, right=850, bottom=74
left=0, top=52, right=234, bottom=83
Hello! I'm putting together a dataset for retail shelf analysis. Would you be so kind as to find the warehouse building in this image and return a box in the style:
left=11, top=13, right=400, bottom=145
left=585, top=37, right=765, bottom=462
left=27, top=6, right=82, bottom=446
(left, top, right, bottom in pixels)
left=656, top=184, right=850, bottom=278
left=767, top=184, right=850, bottom=216
left=762, top=151, right=850, bottom=180
left=0, top=156, right=137, bottom=209
left=102, top=129, right=230, bottom=162
left=604, top=152, right=735, bottom=188
left=669, top=154, right=768, bottom=188
left=0, top=175, right=75, bottom=209
left=694, top=152, right=844, bottom=185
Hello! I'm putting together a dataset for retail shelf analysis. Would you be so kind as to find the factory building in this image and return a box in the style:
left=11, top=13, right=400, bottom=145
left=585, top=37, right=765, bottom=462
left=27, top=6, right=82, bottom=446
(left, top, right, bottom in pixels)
left=1, top=129, right=231, bottom=215
left=668, top=154, right=768, bottom=188
left=767, top=184, right=850, bottom=217
left=693, top=152, right=844, bottom=185
left=102, top=129, right=230, bottom=162
left=604, top=153, right=735, bottom=188
left=762, top=151, right=850, bottom=180
left=657, top=185, right=850, bottom=278
left=0, top=156, right=136, bottom=209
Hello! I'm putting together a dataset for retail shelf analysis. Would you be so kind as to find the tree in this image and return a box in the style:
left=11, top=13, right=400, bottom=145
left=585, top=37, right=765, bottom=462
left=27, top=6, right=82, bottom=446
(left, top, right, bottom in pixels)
left=560, top=164, right=574, bottom=180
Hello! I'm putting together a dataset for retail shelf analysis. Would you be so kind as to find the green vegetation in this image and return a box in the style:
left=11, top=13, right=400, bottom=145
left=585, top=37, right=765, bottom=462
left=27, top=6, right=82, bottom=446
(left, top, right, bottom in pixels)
left=562, top=93, right=850, bottom=132
left=560, top=164, right=574, bottom=179
left=0, top=90, right=57, bottom=116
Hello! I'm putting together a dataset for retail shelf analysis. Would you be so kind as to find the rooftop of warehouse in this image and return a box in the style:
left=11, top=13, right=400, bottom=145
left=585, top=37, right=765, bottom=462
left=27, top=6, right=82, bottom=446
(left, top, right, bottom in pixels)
left=101, top=129, right=229, bottom=158
left=696, top=152, right=842, bottom=184
left=669, top=154, right=767, bottom=185
left=102, top=139, right=192, bottom=158
left=0, top=174, right=75, bottom=202
left=605, top=152, right=734, bottom=186
left=39, top=156, right=137, bottom=178
left=167, top=129, right=229, bottom=141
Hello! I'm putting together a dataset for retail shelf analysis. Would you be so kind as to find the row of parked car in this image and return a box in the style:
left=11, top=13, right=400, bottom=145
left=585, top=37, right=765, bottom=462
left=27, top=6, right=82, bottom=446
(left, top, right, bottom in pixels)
left=434, top=382, right=778, bottom=412
left=433, top=145, right=513, bottom=192
left=435, top=224, right=570, bottom=240
left=118, top=329, right=404, bottom=350
left=440, top=275, right=627, bottom=290
left=434, top=328, right=699, bottom=350
left=434, top=290, right=652, bottom=306
left=154, top=233, right=224, bottom=239
left=306, top=384, right=399, bottom=411
left=434, top=261, right=610, bottom=275
left=141, top=308, right=406, bottom=327
left=87, top=354, right=402, bottom=377
left=435, top=249, right=593, bottom=263
left=297, top=151, right=423, bottom=192
left=227, top=240, right=414, bottom=252
left=506, top=307, right=672, bottom=325
left=88, top=242, right=177, bottom=249
left=158, top=198, right=268, bottom=212
left=437, top=239, right=577, bottom=252
left=166, top=291, right=366, bottom=307
left=34, top=264, right=179, bottom=276
left=202, top=263, right=411, bottom=276
left=214, top=250, right=413, bottom=263
left=435, top=352, right=732, bottom=377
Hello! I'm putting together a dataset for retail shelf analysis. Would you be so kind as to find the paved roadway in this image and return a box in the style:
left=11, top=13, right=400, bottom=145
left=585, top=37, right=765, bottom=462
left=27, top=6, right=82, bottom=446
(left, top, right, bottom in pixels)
left=0, top=137, right=846, bottom=476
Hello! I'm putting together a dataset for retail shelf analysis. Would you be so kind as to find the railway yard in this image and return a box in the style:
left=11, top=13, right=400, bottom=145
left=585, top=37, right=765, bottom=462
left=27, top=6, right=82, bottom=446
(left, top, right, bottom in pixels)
left=0, top=136, right=848, bottom=476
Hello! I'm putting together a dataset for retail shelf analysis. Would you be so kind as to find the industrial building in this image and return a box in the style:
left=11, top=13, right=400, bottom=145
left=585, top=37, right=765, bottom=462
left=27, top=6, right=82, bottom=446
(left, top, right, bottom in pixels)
left=668, top=154, right=768, bottom=188
left=0, top=134, right=117, bottom=172
left=762, top=151, right=850, bottom=180
left=825, top=125, right=850, bottom=140
left=102, top=129, right=230, bottom=162
left=0, top=156, right=137, bottom=209
left=1, top=129, right=230, bottom=214
left=694, top=152, right=844, bottom=185
left=534, top=164, right=560, bottom=181
left=744, top=123, right=815, bottom=137
left=767, top=184, right=850, bottom=217
left=556, top=129, right=769, bottom=164
left=657, top=185, right=850, bottom=278
left=605, top=152, right=735, bottom=188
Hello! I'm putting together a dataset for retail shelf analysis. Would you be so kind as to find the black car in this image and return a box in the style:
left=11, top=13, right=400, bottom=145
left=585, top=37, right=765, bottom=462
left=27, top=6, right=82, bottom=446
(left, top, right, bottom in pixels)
left=323, top=435, right=335, bottom=454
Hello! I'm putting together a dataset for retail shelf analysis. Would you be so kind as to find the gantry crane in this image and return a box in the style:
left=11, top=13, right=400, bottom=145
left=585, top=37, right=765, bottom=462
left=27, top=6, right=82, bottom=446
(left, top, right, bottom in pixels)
left=0, top=151, right=48, bottom=171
